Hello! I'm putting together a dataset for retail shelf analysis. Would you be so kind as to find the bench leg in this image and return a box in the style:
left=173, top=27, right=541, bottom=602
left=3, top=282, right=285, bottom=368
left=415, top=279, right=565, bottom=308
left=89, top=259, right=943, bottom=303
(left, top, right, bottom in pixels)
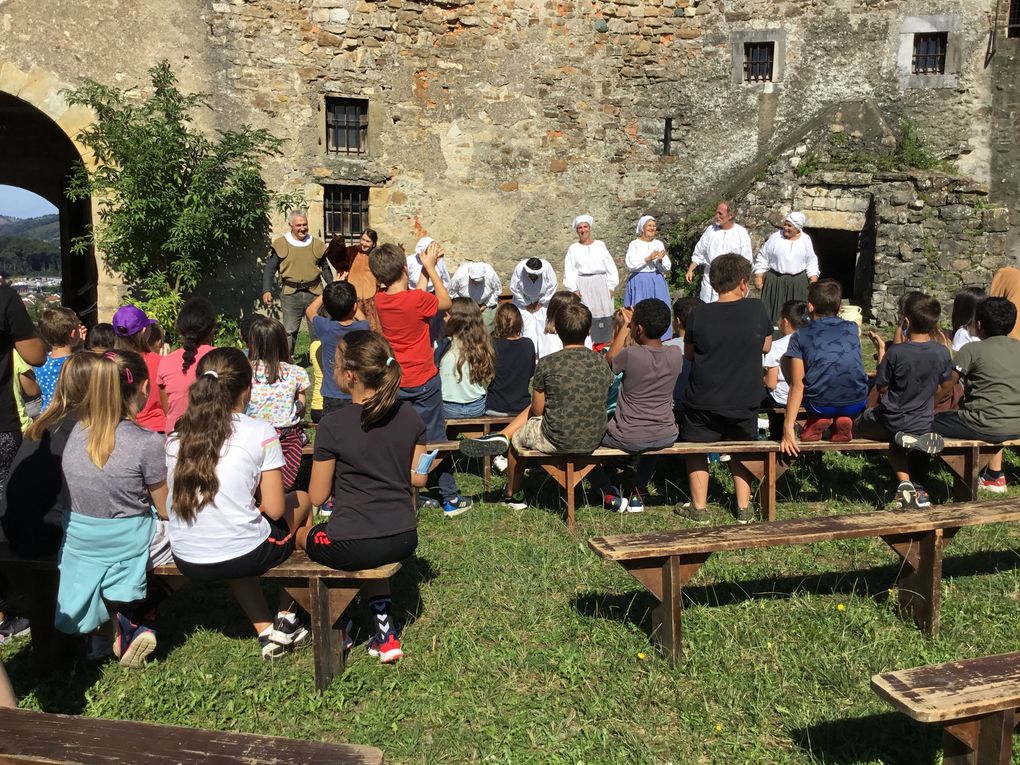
left=623, top=554, right=710, bottom=664
left=26, top=569, right=72, bottom=673
left=308, top=577, right=347, bottom=692
left=742, top=452, right=777, bottom=522
left=883, top=529, right=944, bottom=636
left=943, top=710, right=1015, bottom=765
left=539, top=461, right=595, bottom=532
left=940, top=446, right=979, bottom=502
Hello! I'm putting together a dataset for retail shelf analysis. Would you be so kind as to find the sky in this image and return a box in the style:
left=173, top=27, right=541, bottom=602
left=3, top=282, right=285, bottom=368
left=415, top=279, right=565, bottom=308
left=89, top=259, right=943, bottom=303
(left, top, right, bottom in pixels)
left=0, top=185, right=58, bottom=219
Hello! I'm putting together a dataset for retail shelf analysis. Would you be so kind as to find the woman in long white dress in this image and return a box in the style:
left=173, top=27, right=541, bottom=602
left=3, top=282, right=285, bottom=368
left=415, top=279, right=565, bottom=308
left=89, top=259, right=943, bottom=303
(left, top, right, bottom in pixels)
left=563, top=214, right=618, bottom=345
left=753, top=211, right=819, bottom=331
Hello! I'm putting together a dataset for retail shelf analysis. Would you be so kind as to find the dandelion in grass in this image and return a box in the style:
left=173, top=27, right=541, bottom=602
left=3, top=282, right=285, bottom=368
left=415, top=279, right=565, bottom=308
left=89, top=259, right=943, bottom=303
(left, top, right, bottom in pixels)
left=837, top=603, right=846, bottom=611
left=636, top=651, right=646, bottom=661
left=715, top=724, right=723, bottom=733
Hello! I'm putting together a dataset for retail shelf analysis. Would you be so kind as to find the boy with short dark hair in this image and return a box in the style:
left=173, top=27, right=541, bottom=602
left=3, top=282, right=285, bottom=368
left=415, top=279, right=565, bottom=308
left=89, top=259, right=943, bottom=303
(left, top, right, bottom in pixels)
left=459, top=302, right=614, bottom=509
left=933, top=296, right=1020, bottom=493
left=305, top=280, right=370, bottom=418
left=370, top=240, right=472, bottom=517
left=678, top=253, right=772, bottom=524
left=781, top=279, right=868, bottom=453
left=855, top=292, right=954, bottom=508
left=34, top=307, right=84, bottom=411
left=587, top=298, right=682, bottom=512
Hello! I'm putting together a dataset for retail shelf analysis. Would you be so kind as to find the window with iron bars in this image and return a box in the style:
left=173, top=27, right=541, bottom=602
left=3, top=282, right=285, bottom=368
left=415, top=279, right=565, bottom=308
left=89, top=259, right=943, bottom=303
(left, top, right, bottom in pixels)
left=743, top=42, right=775, bottom=83
left=325, top=97, right=368, bottom=155
left=323, top=185, right=369, bottom=245
left=912, top=32, right=948, bottom=74
left=1009, top=0, right=1020, bottom=38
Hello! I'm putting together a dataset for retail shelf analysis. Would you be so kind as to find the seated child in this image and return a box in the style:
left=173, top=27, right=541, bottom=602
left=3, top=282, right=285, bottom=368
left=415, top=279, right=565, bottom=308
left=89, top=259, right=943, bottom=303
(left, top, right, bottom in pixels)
left=244, top=315, right=310, bottom=490
left=370, top=240, right=471, bottom=517
left=677, top=253, right=773, bottom=524
left=587, top=299, right=682, bottom=512
left=781, top=279, right=868, bottom=451
left=666, top=296, right=702, bottom=426
left=436, top=298, right=496, bottom=420
left=459, top=303, right=614, bottom=509
left=87, top=323, right=116, bottom=353
left=538, top=291, right=588, bottom=358
left=166, top=348, right=313, bottom=660
left=34, top=307, right=85, bottom=410
left=933, top=296, right=1020, bottom=493
left=158, top=296, right=216, bottom=433
left=299, top=331, right=427, bottom=664
left=304, top=280, right=370, bottom=417
left=762, top=300, right=808, bottom=439
left=854, top=293, right=954, bottom=508
left=486, top=303, right=535, bottom=417
left=950, top=286, right=985, bottom=352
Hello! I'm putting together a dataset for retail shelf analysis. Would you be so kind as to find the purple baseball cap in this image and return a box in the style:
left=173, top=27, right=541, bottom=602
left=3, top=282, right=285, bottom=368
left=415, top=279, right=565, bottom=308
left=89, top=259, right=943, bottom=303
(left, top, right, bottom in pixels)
left=112, top=305, right=157, bottom=337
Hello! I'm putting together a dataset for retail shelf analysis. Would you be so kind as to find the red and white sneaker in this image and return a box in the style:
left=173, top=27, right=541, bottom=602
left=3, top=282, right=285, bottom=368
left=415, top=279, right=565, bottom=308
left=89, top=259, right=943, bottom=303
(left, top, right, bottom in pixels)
left=978, top=471, right=1007, bottom=494
left=367, top=634, right=403, bottom=664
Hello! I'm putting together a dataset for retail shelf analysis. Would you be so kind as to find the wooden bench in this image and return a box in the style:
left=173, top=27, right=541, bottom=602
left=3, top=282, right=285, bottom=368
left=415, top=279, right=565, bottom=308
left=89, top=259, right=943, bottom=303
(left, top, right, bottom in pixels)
left=872, top=651, right=1020, bottom=764
left=588, top=498, right=1020, bottom=662
left=0, top=546, right=397, bottom=693
left=445, top=415, right=515, bottom=489
left=0, top=707, right=383, bottom=764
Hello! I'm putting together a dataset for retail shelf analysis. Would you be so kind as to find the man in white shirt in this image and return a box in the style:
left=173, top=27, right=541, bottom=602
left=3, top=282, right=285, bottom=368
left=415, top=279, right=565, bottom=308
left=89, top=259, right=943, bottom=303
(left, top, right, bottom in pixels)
left=685, top=202, right=753, bottom=303
left=450, top=261, right=502, bottom=329
left=510, top=257, right=558, bottom=351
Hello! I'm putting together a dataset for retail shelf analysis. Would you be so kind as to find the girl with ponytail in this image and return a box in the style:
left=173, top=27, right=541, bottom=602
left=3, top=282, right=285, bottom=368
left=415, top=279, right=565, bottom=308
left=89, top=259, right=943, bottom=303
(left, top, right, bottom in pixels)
left=57, top=350, right=171, bottom=668
left=298, top=330, right=427, bottom=664
left=165, top=348, right=313, bottom=660
left=157, top=296, right=216, bottom=433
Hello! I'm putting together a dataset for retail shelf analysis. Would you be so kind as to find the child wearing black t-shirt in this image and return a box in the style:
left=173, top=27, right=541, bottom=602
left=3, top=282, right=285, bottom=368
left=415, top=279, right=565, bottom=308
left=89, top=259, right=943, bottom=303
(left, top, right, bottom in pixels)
left=486, top=303, right=536, bottom=416
left=678, top=253, right=772, bottom=524
left=298, top=330, right=430, bottom=664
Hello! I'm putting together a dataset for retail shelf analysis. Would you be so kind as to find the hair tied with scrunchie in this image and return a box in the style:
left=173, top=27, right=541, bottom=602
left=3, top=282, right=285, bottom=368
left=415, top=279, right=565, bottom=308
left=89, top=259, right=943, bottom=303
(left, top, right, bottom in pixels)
left=203, top=370, right=219, bottom=379
left=104, top=350, right=133, bottom=384
left=385, top=356, right=395, bottom=367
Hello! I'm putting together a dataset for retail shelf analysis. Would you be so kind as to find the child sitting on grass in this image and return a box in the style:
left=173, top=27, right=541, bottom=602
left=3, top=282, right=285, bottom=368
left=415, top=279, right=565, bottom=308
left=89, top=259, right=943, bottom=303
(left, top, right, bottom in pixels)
left=300, top=331, right=430, bottom=664
left=304, top=280, right=370, bottom=418
left=677, top=253, right=773, bottom=524
left=586, top=299, right=682, bottom=512
left=437, top=298, right=496, bottom=420
left=854, top=292, right=954, bottom=509
left=34, top=307, right=85, bottom=410
left=781, top=279, right=868, bottom=453
left=933, top=296, right=1020, bottom=493
left=459, top=303, right=614, bottom=509
left=167, top=348, right=313, bottom=660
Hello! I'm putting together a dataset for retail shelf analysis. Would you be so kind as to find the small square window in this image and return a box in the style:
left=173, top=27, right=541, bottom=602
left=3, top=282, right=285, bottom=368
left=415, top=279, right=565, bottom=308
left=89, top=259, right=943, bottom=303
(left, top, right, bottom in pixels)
left=325, top=97, right=368, bottom=155
left=743, top=42, right=774, bottom=83
left=323, top=185, right=369, bottom=245
left=912, top=32, right=947, bottom=74
left=1009, top=0, right=1020, bottom=39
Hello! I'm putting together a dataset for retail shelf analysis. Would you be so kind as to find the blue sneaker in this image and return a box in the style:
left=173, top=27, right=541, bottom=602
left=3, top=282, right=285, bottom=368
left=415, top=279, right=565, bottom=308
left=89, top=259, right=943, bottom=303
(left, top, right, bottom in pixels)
left=443, top=495, right=472, bottom=517
left=603, top=486, right=629, bottom=513
left=112, top=612, right=156, bottom=668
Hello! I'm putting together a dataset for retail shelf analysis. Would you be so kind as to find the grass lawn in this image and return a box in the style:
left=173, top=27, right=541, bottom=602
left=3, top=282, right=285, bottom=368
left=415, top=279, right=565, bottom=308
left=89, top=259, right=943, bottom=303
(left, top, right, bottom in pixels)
left=4, top=447, right=1020, bottom=764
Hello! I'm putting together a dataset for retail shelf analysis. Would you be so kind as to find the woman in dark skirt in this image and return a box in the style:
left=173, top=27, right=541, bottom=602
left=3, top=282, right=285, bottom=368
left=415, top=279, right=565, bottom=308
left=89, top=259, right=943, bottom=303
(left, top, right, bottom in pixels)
left=753, top=211, right=819, bottom=334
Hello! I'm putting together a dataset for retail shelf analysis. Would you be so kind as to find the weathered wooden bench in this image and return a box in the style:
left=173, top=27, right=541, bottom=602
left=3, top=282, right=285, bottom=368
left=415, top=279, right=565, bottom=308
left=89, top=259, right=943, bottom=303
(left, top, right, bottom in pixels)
left=588, top=498, right=1020, bottom=661
left=445, top=415, right=515, bottom=489
left=0, top=545, right=398, bottom=692
left=0, top=707, right=383, bottom=764
left=872, top=651, right=1020, bottom=765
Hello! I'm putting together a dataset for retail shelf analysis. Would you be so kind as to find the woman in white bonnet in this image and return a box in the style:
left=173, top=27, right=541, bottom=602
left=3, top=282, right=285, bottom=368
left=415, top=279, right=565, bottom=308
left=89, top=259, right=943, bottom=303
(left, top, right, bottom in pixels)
left=563, top=215, right=619, bottom=345
left=624, top=214, right=672, bottom=340
left=753, top=211, right=819, bottom=332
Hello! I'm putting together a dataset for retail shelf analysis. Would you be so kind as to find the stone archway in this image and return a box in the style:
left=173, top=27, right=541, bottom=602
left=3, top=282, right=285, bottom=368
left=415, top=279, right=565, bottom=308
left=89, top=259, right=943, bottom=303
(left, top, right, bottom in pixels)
left=0, top=62, right=106, bottom=322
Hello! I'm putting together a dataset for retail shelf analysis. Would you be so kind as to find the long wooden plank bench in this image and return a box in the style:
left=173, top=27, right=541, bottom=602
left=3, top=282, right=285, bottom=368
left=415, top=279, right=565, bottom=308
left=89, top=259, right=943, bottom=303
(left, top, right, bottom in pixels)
left=0, top=546, right=397, bottom=693
left=512, top=438, right=1014, bottom=530
left=588, top=498, right=1020, bottom=662
left=872, top=651, right=1020, bottom=764
left=0, top=707, right=383, bottom=764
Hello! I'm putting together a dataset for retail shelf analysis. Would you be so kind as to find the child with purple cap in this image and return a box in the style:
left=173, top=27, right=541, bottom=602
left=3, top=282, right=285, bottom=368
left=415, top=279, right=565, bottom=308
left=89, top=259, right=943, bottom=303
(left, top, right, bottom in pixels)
left=112, top=305, right=165, bottom=433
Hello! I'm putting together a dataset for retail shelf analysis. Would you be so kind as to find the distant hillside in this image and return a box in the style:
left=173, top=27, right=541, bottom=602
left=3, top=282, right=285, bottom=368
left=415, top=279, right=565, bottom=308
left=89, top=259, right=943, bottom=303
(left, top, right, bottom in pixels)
left=0, top=235, right=59, bottom=275
left=0, top=214, right=60, bottom=245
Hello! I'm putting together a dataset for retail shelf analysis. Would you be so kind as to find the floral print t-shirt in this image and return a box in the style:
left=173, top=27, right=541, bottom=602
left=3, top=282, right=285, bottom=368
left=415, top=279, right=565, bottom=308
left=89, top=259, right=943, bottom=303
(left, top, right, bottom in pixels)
left=245, top=361, right=310, bottom=428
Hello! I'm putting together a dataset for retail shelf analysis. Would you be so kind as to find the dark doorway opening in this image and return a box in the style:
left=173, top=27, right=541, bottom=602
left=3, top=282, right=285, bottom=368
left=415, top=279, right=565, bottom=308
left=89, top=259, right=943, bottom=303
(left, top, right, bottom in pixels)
left=805, top=227, right=861, bottom=300
left=0, top=93, right=97, bottom=323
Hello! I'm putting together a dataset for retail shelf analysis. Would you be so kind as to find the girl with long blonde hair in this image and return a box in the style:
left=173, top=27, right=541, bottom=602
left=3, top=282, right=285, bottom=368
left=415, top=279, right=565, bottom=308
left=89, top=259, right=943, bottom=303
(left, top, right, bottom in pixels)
left=437, top=297, right=496, bottom=419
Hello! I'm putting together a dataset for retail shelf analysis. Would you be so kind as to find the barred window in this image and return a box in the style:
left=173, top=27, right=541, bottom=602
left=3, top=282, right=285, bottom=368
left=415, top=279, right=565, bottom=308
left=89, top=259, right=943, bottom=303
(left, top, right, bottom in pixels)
left=743, top=42, right=775, bottom=83
left=325, top=97, right=368, bottom=155
left=1009, top=0, right=1020, bottom=38
left=323, top=185, right=369, bottom=245
left=912, top=32, right=948, bottom=74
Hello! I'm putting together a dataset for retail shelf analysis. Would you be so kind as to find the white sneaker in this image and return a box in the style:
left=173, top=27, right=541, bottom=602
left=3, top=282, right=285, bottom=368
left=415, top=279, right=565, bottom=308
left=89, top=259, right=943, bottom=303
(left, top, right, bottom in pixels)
left=492, top=455, right=508, bottom=473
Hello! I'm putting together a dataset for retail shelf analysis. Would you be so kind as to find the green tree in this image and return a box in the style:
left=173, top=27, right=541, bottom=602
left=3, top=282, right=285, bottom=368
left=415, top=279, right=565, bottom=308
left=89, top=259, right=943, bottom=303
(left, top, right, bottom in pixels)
left=63, top=61, right=298, bottom=333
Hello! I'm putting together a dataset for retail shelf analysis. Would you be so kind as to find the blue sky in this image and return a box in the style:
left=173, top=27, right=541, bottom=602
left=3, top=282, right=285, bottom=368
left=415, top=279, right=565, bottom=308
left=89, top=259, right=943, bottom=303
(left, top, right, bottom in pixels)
left=0, top=186, right=57, bottom=219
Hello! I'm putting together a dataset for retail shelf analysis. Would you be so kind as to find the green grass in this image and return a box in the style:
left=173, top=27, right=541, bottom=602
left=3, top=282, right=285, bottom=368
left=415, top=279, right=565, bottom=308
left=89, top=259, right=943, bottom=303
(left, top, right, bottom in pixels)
left=5, top=426, right=1020, bottom=761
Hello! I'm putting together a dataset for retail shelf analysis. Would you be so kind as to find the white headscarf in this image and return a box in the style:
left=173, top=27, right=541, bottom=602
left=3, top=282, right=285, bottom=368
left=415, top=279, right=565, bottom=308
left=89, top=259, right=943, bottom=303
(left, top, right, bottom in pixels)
left=635, top=215, right=656, bottom=235
left=783, top=212, right=806, bottom=232
left=414, top=236, right=434, bottom=256
left=572, top=214, right=593, bottom=232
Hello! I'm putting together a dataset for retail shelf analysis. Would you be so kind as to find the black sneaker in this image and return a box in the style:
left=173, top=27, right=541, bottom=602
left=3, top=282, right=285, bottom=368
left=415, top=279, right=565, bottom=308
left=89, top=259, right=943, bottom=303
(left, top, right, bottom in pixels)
left=0, top=615, right=30, bottom=640
left=894, top=432, right=945, bottom=455
left=674, top=502, right=710, bottom=524
left=499, top=491, right=528, bottom=510
left=896, top=481, right=932, bottom=509
left=259, top=632, right=288, bottom=660
left=459, top=434, right=510, bottom=458
left=736, top=505, right=756, bottom=525
left=270, top=613, right=309, bottom=648
left=417, top=496, right=441, bottom=511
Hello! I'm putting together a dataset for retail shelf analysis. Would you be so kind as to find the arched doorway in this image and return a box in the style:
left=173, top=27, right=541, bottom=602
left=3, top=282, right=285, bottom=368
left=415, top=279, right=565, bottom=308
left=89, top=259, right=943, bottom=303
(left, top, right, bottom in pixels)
left=0, top=91, right=98, bottom=323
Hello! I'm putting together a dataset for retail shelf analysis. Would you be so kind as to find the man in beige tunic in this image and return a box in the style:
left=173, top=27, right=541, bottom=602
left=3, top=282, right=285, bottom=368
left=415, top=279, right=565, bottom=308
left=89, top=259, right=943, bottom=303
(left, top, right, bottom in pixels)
left=261, top=209, right=328, bottom=353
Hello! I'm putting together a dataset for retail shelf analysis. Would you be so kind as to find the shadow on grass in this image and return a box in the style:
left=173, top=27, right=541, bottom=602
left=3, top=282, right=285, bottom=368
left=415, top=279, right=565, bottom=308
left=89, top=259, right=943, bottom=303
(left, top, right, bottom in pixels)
left=5, top=638, right=104, bottom=714
left=791, top=712, right=941, bottom=764
left=575, top=548, right=1020, bottom=638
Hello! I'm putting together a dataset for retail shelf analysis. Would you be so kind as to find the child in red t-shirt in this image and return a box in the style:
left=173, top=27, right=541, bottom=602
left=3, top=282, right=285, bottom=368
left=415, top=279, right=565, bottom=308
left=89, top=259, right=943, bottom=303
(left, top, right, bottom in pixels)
left=370, top=241, right=471, bottom=517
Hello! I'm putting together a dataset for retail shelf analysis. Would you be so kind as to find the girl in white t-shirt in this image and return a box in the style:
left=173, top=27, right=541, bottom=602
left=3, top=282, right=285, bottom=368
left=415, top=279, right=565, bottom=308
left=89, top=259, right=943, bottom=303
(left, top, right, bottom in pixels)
left=167, top=347, right=312, bottom=660
left=762, top=300, right=809, bottom=439
left=950, top=286, right=985, bottom=352
left=245, top=316, right=310, bottom=489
